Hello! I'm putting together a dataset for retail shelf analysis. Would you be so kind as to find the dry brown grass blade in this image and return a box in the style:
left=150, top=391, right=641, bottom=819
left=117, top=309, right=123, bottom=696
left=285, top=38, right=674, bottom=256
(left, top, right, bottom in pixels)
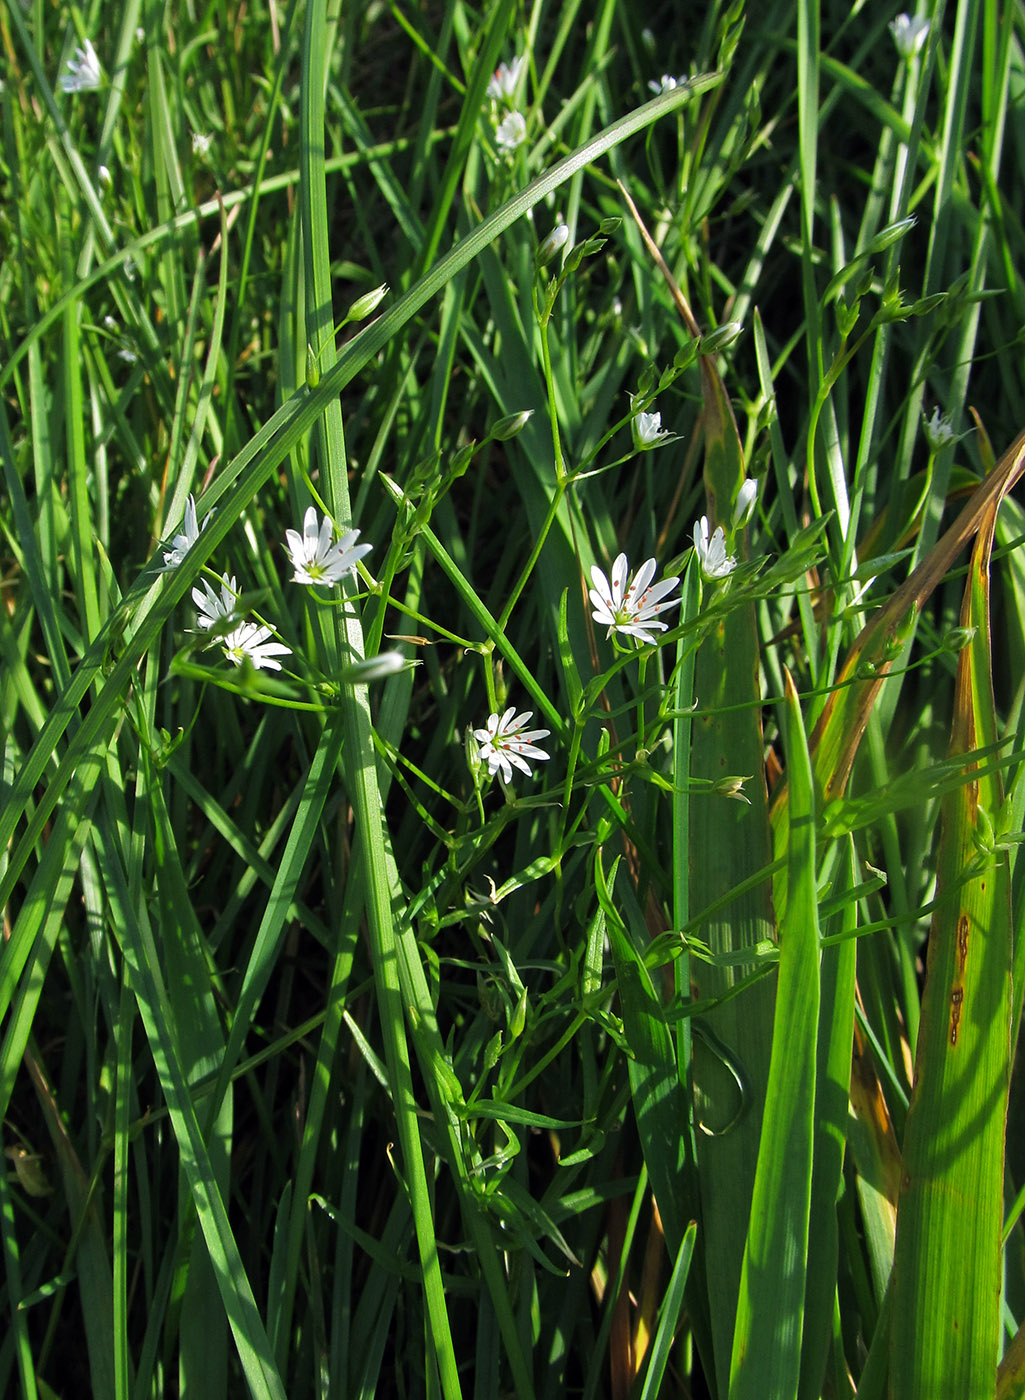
left=774, top=422, right=1025, bottom=816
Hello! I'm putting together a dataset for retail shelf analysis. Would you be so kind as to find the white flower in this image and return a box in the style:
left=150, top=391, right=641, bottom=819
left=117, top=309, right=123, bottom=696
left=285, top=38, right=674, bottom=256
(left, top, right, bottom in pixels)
left=221, top=621, right=291, bottom=672
left=191, top=130, right=213, bottom=156
left=59, top=39, right=102, bottom=93
left=648, top=75, right=681, bottom=95
left=923, top=407, right=957, bottom=450
left=473, top=707, right=551, bottom=783
left=285, top=506, right=372, bottom=587
left=98, top=164, right=112, bottom=186
left=732, top=478, right=758, bottom=528
left=193, top=573, right=240, bottom=632
left=634, top=408, right=670, bottom=449
left=487, top=55, right=525, bottom=102
left=162, top=494, right=212, bottom=570
left=495, top=111, right=526, bottom=155
left=589, top=553, right=681, bottom=644
left=693, top=516, right=737, bottom=580
left=889, top=13, right=930, bottom=59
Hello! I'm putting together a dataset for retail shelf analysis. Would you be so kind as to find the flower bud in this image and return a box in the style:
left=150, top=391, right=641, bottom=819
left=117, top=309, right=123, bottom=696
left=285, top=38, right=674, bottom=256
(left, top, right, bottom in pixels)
left=305, top=343, right=320, bottom=389
left=699, top=320, right=743, bottom=354
left=341, top=652, right=407, bottom=683
left=492, top=409, right=534, bottom=441
left=536, top=223, right=570, bottom=267
left=344, top=283, right=388, bottom=324
left=509, top=985, right=528, bottom=1039
left=732, top=478, right=757, bottom=528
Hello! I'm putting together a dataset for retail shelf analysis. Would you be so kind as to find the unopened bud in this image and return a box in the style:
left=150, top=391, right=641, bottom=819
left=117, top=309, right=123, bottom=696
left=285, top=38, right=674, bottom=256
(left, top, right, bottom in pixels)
left=341, top=652, right=407, bottom=683
left=941, top=625, right=976, bottom=653
left=509, top=985, right=528, bottom=1039
left=449, top=442, right=476, bottom=478
left=305, top=343, right=320, bottom=389
left=699, top=320, right=743, bottom=354
left=536, top=223, right=570, bottom=267
left=345, top=283, right=388, bottom=323
left=492, top=409, right=534, bottom=441
left=732, top=478, right=757, bottom=528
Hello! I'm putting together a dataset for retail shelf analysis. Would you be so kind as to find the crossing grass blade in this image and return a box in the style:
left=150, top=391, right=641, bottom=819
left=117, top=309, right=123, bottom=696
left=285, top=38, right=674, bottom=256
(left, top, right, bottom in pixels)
left=888, top=479, right=1013, bottom=1398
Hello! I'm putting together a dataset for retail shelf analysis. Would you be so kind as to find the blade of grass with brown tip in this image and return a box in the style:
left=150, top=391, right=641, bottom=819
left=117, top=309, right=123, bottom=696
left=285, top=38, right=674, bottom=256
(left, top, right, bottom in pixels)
left=772, top=424, right=1025, bottom=836
left=888, top=486, right=1013, bottom=1398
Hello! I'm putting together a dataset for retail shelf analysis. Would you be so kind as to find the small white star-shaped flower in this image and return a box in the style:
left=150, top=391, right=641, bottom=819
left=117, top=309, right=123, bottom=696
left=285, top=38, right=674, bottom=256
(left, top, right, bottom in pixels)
left=162, top=494, right=212, bottom=570
left=193, top=573, right=239, bottom=632
left=648, top=75, right=682, bottom=95
left=59, top=39, right=102, bottom=93
left=474, top=707, right=551, bottom=783
left=635, top=409, right=670, bottom=449
left=589, top=553, right=681, bottom=644
left=495, top=110, right=526, bottom=154
left=191, top=130, right=213, bottom=156
left=693, top=516, right=737, bottom=580
left=284, top=506, right=372, bottom=587
left=221, top=621, right=291, bottom=672
left=487, top=55, right=525, bottom=102
left=889, top=13, right=930, bottom=59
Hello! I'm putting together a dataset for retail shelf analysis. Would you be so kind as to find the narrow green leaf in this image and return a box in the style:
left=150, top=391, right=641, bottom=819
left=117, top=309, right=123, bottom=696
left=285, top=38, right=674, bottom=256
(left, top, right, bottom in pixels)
left=730, top=671, right=820, bottom=1399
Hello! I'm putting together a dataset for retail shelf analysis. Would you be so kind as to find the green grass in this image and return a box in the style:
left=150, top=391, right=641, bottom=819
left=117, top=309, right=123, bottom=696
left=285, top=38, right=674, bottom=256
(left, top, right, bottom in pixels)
left=3, top=2, right=1025, bottom=1397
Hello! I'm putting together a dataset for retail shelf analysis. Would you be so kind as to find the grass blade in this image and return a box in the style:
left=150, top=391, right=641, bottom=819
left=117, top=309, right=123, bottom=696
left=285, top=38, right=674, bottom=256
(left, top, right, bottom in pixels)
left=888, top=482, right=1013, bottom=1398
left=729, top=671, right=820, bottom=1400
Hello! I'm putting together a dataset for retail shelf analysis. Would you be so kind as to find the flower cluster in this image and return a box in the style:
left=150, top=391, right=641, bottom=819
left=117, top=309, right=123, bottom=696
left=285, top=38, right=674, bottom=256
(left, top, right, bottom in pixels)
left=161, top=498, right=375, bottom=674
left=486, top=53, right=527, bottom=157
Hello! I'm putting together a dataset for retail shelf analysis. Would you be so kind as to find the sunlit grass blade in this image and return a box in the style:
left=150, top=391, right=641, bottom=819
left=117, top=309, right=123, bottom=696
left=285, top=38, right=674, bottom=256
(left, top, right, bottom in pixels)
left=889, top=487, right=1013, bottom=1398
